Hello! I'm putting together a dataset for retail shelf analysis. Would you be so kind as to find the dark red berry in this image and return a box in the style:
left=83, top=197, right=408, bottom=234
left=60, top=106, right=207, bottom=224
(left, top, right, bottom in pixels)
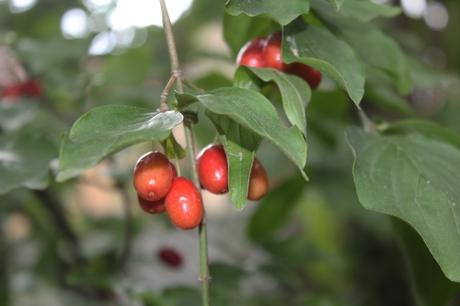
left=197, top=144, right=228, bottom=194
left=138, top=196, right=166, bottom=214
left=157, top=247, right=183, bottom=268
left=287, top=63, right=322, bottom=89
left=165, top=177, right=203, bottom=230
left=248, top=159, right=269, bottom=201
left=237, top=37, right=266, bottom=68
left=133, top=151, right=175, bottom=201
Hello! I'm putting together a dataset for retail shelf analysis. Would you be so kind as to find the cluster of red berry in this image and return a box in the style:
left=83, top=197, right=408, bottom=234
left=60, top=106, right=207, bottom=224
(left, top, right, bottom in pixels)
left=1, top=79, right=43, bottom=100
left=133, top=145, right=269, bottom=230
left=237, top=32, right=322, bottom=89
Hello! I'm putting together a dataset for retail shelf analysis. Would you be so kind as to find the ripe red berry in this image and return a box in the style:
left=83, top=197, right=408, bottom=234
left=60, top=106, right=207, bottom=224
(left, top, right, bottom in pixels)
left=288, top=63, right=322, bottom=89
left=133, top=151, right=175, bottom=202
left=165, top=177, right=203, bottom=230
left=138, top=196, right=166, bottom=214
left=2, top=83, right=23, bottom=98
left=262, top=32, right=286, bottom=71
left=197, top=144, right=228, bottom=194
left=248, top=159, right=269, bottom=201
left=157, top=247, right=183, bottom=268
left=237, top=37, right=266, bottom=68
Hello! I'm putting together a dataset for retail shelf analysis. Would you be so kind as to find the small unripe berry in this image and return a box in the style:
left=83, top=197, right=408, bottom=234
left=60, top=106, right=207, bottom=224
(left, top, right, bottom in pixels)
left=287, top=63, right=322, bottom=89
left=138, top=196, right=166, bottom=214
left=248, top=159, right=269, bottom=201
left=263, top=32, right=286, bottom=71
left=197, top=144, right=228, bottom=194
left=237, top=37, right=266, bottom=68
left=133, top=151, right=174, bottom=201
left=165, top=177, right=203, bottom=230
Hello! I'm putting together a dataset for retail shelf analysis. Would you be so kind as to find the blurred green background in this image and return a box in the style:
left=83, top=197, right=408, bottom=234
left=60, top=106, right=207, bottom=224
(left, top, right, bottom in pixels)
left=1, top=0, right=460, bottom=305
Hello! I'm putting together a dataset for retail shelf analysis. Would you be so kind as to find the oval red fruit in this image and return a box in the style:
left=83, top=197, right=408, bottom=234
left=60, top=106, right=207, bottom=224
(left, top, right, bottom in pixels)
left=288, top=63, right=322, bottom=89
left=248, top=159, right=269, bottom=201
left=165, top=177, right=203, bottom=230
left=133, top=151, right=175, bottom=201
left=237, top=37, right=266, bottom=68
left=262, top=32, right=286, bottom=71
left=138, top=196, right=166, bottom=214
left=157, top=247, right=183, bottom=268
left=197, top=144, right=228, bottom=194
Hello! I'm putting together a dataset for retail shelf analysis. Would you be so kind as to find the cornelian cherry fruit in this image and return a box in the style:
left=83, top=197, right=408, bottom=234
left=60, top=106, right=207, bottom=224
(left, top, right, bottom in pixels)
left=288, top=63, right=322, bottom=89
left=237, top=37, right=266, bottom=68
left=197, top=144, right=228, bottom=194
left=165, top=177, right=203, bottom=230
left=138, top=196, right=166, bottom=214
left=248, top=159, right=269, bottom=201
left=262, top=32, right=286, bottom=71
left=157, top=247, right=183, bottom=268
left=133, top=151, right=175, bottom=202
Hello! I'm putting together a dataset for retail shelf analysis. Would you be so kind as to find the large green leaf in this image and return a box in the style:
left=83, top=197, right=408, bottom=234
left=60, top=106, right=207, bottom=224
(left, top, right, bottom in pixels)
left=0, top=132, right=56, bottom=194
left=338, top=0, right=401, bottom=22
left=177, top=88, right=307, bottom=177
left=57, top=105, right=183, bottom=181
left=225, top=0, right=310, bottom=25
left=283, top=21, right=365, bottom=105
left=207, top=112, right=261, bottom=209
left=246, top=67, right=311, bottom=135
left=343, top=29, right=412, bottom=94
left=394, top=219, right=460, bottom=306
left=347, top=127, right=460, bottom=282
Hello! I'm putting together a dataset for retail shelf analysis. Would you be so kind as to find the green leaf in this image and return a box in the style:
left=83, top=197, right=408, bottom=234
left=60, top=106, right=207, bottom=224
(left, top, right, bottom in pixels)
left=394, top=219, right=460, bottom=306
left=178, top=88, right=307, bottom=178
left=225, top=0, right=310, bottom=25
left=365, top=84, right=413, bottom=115
left=326, top=0, right=344, bottom=10
left=248, top=175, right=305, bottom=242
left=223, top=13, right=276, bottom=57
left=283, top=21, right=365, bottom=105
left=246, top=67, right=311, bottom=135
left=347, top=127, right=460, bottom=282
left=207, top=112, right=261, bottom=209
left=162, top=134, right=186, bottom=160
left=342, top=29, right=412, bottom=94
left=338, top=0, right=401, bottom=22
left=57, top=105, right=183, bottom=182
left=0, top=132, right=56, bottom=194
left=234, top=66, right=265, bottom=91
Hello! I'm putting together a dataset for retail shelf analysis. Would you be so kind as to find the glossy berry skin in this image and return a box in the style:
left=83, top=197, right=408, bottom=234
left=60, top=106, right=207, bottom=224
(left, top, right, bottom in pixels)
left=288, top=63, right=322, bottom=89
left=197, top=144, right=228, bottom=194
left=248, top=159, right=269, bottom=201
left=165, top=177, right=203, bottom=230
left=262, top=32, right=286, bottom=71
left=138, top=196, right=166, bottom=214
left=237, top=37, right=266, bottom=68
left=133, top=151, right=175, bottom=202
left=157, top=248, right=183, bottom=268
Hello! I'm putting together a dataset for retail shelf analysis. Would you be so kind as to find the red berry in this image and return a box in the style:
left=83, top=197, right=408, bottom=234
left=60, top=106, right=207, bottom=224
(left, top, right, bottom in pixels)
left=262, top=32, right=286, bottom=71
left=170, top=161, right=178, bottom=177
left=237, top=37, right=266, bottom=68
left=165, top=177, right=203, bottom=230
left=138, top=196, right=166, bottom=214
left=133, top=151, right=175, bottom=201
left=157, top=247, right=183, bottom=268
left=248, top=159, right=269, bottom=201
left=288, top=63, right=322, bottom=89
left=2, top=83, right=23, bottom=98
left=197, top=144, right=228, bottom=194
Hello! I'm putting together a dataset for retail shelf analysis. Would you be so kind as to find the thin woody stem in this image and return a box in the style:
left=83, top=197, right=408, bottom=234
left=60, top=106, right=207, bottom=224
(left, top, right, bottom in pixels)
left=158, top=1, right=211, bottom=305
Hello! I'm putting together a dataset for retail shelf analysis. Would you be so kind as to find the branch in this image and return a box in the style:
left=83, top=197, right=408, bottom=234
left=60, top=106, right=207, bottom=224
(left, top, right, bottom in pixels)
left=358, top=109, right=377, bottom=133
left=158, top=1, right=211, bottom=305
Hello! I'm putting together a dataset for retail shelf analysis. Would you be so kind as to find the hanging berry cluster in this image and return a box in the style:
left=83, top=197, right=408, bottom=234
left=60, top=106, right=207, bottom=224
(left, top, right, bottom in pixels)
left=237, top=32, right=322, bottom=89
left=133, top=145, right=269, bottom=230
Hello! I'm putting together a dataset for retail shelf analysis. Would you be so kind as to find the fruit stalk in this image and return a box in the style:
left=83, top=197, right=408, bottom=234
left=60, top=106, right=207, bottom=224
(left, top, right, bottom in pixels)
left=158, top=0, right=211, bottom=305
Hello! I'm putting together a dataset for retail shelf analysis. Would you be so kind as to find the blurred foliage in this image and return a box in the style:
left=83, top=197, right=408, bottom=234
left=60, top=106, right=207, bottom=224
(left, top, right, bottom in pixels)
left=1, top=0, right=460, bottom=306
